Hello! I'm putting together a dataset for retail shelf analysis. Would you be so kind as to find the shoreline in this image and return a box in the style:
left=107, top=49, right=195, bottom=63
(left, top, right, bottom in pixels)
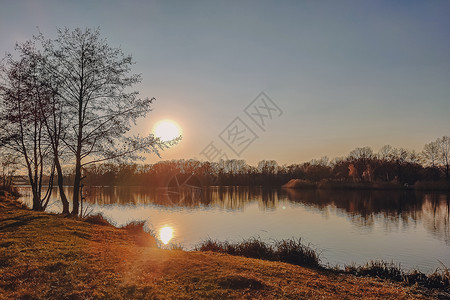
left=14, top=181, right=450, bottom=191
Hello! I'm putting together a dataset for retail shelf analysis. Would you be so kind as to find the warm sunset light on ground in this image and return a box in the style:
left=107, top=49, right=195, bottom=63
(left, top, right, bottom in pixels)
left=153, top=120, right=181, bottom=142
left=159, top=226, right=174, bottom=245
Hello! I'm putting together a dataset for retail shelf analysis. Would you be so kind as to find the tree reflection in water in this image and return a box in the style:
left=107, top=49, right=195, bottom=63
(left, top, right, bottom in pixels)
left=20, top=185, right=450, bottom=245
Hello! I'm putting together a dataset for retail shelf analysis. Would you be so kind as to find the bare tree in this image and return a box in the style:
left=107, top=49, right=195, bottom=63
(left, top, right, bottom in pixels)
left=36, top=28, right=169, bottom=215
left=422, top=141, right=439, bottom=167
left=348, top=146, right=374, bottom=162
left=0, top=47, right=55, bottom=210
left=0, top=151, right=19, bottom=188
left=437, top=136, right=450, bottom=180
left=257, top=160, right=278, bottom=176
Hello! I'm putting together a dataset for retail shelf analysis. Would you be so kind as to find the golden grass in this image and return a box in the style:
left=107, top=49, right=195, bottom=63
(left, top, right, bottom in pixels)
left=0, top=193, right=437, bottom=299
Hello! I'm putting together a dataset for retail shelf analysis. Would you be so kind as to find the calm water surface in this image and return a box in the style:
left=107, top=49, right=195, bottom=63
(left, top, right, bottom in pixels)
left=18, top=186, right=450, bottom=272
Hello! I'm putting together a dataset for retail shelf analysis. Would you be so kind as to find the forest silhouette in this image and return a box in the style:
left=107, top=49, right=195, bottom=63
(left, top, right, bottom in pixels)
left=73, top=142, right=450, bottom=189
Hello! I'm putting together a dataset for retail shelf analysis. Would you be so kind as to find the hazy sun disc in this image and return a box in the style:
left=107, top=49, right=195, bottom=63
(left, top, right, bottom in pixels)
left=153, top=120, right=181, bottom=142
left=159, top=226, right=174, bottom=245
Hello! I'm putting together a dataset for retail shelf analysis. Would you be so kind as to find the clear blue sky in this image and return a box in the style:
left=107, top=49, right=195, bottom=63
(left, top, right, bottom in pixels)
left=1, top=0, right=449, bottom=165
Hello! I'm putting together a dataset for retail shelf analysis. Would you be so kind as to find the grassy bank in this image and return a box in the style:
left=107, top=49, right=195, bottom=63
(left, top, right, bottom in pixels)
left=0, top=192, right=445, bottom=299
left=196, top=239, right=449, bottom=292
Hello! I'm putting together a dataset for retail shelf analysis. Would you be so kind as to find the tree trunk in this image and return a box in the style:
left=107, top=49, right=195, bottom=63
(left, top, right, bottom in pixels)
left=32, top=193, right=41, bottom=211
left=71, top=157, right=81, bottom=216
left=55, top=157, right=70, bottom=214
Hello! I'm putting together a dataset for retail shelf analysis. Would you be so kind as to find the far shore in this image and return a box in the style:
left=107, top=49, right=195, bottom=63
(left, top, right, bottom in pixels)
left=13, top=180, right=450, bottom=191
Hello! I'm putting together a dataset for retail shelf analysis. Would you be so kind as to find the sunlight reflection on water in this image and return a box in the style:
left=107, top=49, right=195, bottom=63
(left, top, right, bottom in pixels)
left=159, top=226, right=174, bottom=245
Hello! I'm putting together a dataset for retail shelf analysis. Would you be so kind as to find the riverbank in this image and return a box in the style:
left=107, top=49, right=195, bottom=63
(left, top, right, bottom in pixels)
left=0, top=192, right=443, bottom=299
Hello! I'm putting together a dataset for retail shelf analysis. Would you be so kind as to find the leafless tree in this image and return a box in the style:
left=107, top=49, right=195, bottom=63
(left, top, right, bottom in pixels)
left=36, top=28, right=170, bottom=215
left=0, top=47, right=55, bottom=210
left=0, top=151, right=19, bottom=188
left=437, top=136, right=450, bottom=180
left=348, top=146, right=374, bottom=162
left=422, top=141, right=439, bottom=167
left=378, top=145, right=394, bottom=162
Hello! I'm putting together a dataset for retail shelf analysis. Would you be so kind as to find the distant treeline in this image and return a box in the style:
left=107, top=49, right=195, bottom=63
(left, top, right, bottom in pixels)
left=72, top=138, right=450, bottom=188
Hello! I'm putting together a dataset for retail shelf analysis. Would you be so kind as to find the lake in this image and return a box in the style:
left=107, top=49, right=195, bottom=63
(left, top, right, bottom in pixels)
left=18, top=185, right=450, bottom=273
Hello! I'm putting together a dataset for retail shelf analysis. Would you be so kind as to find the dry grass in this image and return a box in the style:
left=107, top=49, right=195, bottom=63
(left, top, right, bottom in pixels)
left=0, top=194, right=443, bottom=299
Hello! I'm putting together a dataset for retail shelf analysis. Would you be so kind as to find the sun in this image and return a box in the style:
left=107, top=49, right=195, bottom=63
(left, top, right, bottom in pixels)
left=153, top=120, right=181, bottom=142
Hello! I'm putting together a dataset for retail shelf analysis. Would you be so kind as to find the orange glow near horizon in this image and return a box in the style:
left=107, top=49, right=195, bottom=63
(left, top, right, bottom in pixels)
left=159, top=226, right=174, bottom=244
left=153, top=120, right=181, bottom=142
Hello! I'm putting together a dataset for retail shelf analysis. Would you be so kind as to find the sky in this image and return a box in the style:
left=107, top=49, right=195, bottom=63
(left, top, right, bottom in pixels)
left=1, top=0, right=449, bottom=165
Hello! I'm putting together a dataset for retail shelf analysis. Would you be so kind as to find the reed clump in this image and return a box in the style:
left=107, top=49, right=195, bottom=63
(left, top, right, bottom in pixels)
left=196, top=237, right=320, bottom=268
left=344, top=260, right=450, bottom=291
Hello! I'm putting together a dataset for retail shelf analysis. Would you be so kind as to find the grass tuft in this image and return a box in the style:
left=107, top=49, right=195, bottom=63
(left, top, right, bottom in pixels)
left=196, top=237, right=320, bottom=268
left=274, top=238, right=320, bottom=268
left=345, top=260, right=403, bottom=281
left=169, top=243, right=184, bottom=250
